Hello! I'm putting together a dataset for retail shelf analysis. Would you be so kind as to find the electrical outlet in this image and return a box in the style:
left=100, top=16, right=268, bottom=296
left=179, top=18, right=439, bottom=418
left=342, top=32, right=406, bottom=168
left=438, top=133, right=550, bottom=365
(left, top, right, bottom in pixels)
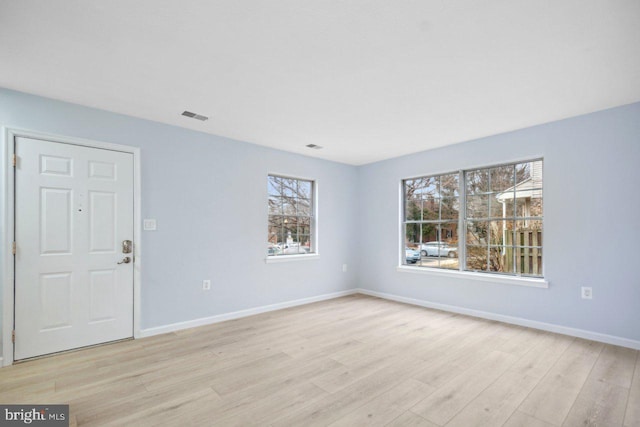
left=581, top=287, right=592, bottom=299
left=203, top=280, right=211, bottom=291
left=342, top=264, right=348, bottom=272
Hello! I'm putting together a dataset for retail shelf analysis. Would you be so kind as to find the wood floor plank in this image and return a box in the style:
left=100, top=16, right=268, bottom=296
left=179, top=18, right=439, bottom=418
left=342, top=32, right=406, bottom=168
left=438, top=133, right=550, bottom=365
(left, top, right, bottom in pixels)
left=561, top=384, right=628, bottom=427
left=504, top=410, right=556, bottom=427
left=445, top=370, right=540, bottom=427
left=588, top=344, right=637, bottom=388
left=384, top=411, right=439, bottom=427
left=328, top=379, right=435, bottom=427
left=624, top=351, right=640, bottom=427
left=410, top=350, right=518, bottom=425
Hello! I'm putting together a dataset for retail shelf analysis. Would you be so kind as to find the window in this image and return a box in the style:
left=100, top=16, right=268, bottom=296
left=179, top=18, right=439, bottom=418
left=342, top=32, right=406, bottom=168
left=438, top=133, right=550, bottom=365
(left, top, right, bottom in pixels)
left=267, top=175, right=315, bottom=257
left=402, top=159, right=543, bottom=278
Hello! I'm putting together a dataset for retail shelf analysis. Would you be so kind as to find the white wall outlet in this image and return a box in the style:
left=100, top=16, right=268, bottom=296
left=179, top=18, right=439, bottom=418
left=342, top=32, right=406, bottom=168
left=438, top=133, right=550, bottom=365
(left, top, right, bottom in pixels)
left=143, top=219, right=157, bottom=231
left=581, top=287, right=592, bottom=299
left=342, top=264, right=348, bottom=272
left=202, top=280, right=211, bottom=291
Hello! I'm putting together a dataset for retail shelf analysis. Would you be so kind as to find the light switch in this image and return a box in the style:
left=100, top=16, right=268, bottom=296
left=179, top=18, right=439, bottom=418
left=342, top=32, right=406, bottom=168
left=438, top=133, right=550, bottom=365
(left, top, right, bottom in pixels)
left=143, top=219, right=157, bottom=231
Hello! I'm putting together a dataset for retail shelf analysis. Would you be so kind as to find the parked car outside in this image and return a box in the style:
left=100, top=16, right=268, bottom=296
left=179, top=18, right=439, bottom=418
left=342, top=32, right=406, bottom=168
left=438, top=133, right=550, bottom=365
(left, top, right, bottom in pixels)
left=405, top=247, right=421, bottom=264
left=420, top=241, right=457, bottom=258
left=267, top=244, right=282, bottom=255
left=278, top=242, right=310, bottom=254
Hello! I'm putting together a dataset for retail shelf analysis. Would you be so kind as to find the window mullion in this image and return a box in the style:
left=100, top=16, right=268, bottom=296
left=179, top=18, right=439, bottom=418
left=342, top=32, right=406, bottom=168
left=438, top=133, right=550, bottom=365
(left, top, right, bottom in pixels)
left=458, top=170, right=465, bottom=272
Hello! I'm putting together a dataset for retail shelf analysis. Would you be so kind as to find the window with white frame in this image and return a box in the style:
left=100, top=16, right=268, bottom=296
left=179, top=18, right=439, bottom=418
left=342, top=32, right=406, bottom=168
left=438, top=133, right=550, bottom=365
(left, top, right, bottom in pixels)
left=267, top=175, right=315, bottom=256
left=402, top=159, right=543, bottom=277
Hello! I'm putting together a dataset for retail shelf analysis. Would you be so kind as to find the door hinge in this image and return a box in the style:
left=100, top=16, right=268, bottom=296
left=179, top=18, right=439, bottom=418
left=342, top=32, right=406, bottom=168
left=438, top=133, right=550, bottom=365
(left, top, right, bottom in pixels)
left=12, top=241, right=16, bottom=255
left=12, top=153, right=17, bottom=167
left=12, top=330, right=15, bottom=343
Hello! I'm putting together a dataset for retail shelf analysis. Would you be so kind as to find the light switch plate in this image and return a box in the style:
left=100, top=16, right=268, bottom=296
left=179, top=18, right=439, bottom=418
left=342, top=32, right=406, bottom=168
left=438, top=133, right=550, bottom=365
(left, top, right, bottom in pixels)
left=143, top=219, right=157, bottom=231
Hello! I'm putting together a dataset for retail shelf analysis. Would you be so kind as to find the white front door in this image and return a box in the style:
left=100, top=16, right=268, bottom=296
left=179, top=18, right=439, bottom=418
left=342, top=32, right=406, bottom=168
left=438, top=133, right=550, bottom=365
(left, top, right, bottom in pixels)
left=14, top=137, right=134, bottom=360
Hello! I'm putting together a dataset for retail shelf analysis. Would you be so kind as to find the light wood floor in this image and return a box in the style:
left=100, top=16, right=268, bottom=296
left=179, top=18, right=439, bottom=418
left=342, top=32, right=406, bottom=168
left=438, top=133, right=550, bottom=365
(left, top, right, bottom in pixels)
left=1, top=294, right=638, bottom=426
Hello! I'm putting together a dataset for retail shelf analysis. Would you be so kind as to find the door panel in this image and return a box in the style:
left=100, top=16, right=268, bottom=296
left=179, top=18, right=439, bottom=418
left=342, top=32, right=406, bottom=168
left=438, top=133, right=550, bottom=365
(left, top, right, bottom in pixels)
left=89, top=191, right=117, bottom=252
left=40, top=272, right=72, bottom=330
left=14, top=137, right=134, bottom=360
left=40, top=188, right=73, bottom=254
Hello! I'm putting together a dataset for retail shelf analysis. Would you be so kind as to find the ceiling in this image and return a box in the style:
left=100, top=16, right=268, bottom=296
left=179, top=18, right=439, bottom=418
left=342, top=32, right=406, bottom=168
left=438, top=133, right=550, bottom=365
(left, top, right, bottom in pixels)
left=1, top=1, right=639, bottom=165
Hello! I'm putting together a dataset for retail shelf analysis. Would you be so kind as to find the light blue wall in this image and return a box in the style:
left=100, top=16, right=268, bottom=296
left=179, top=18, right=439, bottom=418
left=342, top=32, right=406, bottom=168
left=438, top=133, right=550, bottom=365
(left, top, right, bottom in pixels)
left=357, top=102, right=640, bottom=342
left=0, top=88, right=359, bottom=349
left=1, top=88, right=639, bottom=358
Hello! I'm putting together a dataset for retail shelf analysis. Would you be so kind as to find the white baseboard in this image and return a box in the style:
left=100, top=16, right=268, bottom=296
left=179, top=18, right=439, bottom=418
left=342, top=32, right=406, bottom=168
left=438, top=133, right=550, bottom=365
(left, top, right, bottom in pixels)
left=139, top=289, right=358, bottom=338
left=355, top=288, right=640, bottom=350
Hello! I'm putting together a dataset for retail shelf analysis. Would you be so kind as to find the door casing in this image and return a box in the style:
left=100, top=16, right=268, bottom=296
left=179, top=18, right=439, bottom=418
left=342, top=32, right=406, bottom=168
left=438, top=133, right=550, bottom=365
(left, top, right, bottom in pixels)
left=1, top=127, right=142, bottom=366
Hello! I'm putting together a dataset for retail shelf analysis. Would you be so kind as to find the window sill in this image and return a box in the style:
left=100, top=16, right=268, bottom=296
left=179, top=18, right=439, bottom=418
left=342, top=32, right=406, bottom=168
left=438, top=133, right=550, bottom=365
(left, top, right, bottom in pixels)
left=265, top=254, right=320, bottom=263
left=396, top=265, right=549, bottom=288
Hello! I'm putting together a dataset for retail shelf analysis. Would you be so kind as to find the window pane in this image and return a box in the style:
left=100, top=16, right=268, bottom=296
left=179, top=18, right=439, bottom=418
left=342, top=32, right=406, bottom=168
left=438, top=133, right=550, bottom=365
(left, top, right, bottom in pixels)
left=406, top=198, right=421, bottom=221
left=297, top=198, right=311, bottom=217
left=529, top=191, right=543, bottom=217
left=268, top=196, right=282, bottom=215
left=282, top=199, right=296, bottom=215
left=530, top=160, right=543, bottom=188
left=297, top=180, right=312, bottom=199
left=297, top=235, right=312, bottom=253
left=494, top=193, right=515, bottom=217
left=513, top=224, right=543, bottom=247
left=466, top=169, right=490, bottom=195
left=268, top=176, right=281, bottom=196
left=281, top=178, right=297, bottom=197
left=466, top=195, right=489, bottom=219
left=515, top=162, right=531, bottom=182
left=298, top=217, right=311, bottom=235
left=466, top=220, right=489, bottom=245
left=421, top=222, right=439, bottom=243
left=420, top=177, right=438, bottom=199
left=440, top=173, right=459, bottom=197
left=282, top=216, right=298, bottom=238
left=488, top=220, right=514, bottom=246
left=489, top=197, right=505, bottom=219
left=441, top=198, right=459, bottom=220
left=422, top=198, right=439, bottom=221
left=490, top=165, right=515, bottom=193
left=515, top=247, right=543, bottom=276
left=466, top=245, right=487, bottom=271
left=405, top=223, right=421, bottom=246
left=488, top=247, right=509, bottom=273
left=440, top=222, right=458, bottom=247
left=268, top=217, right=284, bottom=249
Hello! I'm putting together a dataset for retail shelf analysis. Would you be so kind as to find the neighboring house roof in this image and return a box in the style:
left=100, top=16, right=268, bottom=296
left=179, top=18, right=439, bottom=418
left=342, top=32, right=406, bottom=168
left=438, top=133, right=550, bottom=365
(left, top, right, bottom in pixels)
left=496, top=178, right=538, bottom=201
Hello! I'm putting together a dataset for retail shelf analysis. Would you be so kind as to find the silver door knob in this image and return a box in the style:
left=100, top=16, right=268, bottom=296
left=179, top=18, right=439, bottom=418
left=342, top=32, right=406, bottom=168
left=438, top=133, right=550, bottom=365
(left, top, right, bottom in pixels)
left=117, top=256, right=131, bottom=264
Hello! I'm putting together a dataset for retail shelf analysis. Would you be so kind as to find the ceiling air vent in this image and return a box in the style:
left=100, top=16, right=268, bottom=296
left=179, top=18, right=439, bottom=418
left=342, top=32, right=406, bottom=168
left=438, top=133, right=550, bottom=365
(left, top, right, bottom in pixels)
left=306, top=144, right=323, bottom=150
left=182, top=111, right=209, bottom=121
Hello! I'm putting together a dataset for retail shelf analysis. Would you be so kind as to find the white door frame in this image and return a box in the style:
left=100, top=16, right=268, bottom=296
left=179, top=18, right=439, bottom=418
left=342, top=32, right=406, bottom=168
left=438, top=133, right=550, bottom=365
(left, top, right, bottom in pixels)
left=1, top=127, right=142, bottom=366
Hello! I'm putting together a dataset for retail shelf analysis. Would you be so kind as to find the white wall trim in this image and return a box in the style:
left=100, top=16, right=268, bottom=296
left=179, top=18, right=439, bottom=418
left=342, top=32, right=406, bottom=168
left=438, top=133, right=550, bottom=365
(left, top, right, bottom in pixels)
left=139, top=289, right=357, bottom=338
left=1, top=127, right=143, bottom=366
left=355, top=288, right=640, bottom=350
